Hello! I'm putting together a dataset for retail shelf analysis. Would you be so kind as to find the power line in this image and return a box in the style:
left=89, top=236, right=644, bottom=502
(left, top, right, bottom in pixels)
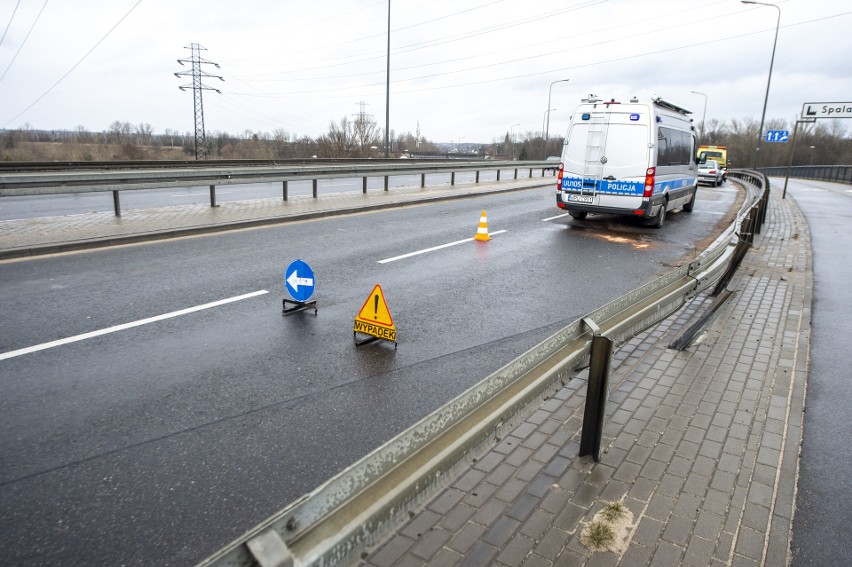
left=0, top=0, right=49, bottom=83
left=221, top=8, right=850, bottom=101
left=0, top=0, right=23, bottom=46
left=1, top=0, right=143, bottom=128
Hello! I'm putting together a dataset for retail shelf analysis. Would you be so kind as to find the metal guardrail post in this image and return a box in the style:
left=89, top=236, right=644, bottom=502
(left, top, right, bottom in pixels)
left=760, top=182, right=770, bottom=228
left=209, top=185, right=216, bottom=208
left=579, top=334, right=613, bottom=462
left=112, top=190, right=121, bottom=216
left=384, top=176, right=389, bottom=191
left=282, top=181, right=288, bottom=201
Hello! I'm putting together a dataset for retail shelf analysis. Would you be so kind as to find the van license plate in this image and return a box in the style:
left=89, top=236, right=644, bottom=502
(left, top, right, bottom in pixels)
left=569, top=194, right=593, bottom=203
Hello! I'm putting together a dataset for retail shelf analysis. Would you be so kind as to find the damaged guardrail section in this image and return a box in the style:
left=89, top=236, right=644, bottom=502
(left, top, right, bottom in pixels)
left=197, top=171, right=769, bottom=567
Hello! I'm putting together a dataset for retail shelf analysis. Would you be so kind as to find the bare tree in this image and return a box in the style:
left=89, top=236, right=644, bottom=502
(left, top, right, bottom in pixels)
left=107, top=121, right=132, bottom=144
left=317, top=117, right=355, bottom=158
left=352, top=115, right=380, bottom=157
left=135, top=123, right=154, bottom=146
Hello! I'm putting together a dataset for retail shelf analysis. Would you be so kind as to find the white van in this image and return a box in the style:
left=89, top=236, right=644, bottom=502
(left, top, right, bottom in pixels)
left=556, top=95, right=699, bottom=228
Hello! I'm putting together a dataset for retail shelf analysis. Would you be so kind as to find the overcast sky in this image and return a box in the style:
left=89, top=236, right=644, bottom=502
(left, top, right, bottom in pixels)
left=1, top=0, right=850, bottom=143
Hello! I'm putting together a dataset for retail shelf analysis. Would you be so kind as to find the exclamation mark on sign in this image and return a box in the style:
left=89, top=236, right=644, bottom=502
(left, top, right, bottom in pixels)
left=374, top=294, right=379, bottom=320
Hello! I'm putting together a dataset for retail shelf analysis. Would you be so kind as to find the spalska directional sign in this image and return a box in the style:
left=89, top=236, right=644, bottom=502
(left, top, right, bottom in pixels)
left=285, top=259, right=315, bottom=302
left=354, top=284, right=396, bottom=344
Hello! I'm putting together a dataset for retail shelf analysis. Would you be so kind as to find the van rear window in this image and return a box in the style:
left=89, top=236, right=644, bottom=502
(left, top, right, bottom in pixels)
left=601, top=124, right=649, bottom=179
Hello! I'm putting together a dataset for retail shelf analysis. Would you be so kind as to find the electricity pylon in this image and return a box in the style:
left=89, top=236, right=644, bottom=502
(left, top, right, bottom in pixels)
left=175, top=43, right=223, bottom=160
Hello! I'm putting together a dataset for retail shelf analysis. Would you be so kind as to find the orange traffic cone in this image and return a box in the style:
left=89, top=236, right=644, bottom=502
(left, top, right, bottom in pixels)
left=474, top=210, right=491, bottom=241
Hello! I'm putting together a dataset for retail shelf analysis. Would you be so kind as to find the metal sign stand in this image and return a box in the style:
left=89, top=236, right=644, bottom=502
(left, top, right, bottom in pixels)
left=282, top=297, right=317, bottom=316
left=353, top=332, right=396, bottom=349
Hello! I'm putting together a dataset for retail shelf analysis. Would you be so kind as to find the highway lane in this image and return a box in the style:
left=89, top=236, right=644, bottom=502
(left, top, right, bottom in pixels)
left=0, top=183, right=738, bottom=565
left=0, top=170, right=533, bottom=220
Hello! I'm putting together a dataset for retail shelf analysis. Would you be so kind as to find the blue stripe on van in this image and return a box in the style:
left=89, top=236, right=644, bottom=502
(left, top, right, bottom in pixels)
left=561, top=176, right=643, bottom=196
left=562, top=176, right=695, bottom=196
left=655, top=177, right=696, bottom=194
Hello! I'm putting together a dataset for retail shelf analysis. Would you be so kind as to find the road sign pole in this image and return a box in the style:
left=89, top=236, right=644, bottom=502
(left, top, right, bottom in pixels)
left=783, top=119, right=815, bottom=199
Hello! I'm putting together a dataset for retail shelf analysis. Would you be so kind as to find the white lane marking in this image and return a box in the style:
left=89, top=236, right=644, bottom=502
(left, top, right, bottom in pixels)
left=378, top=230, right=508, bottom=264
left=0, top=290, right=269, bottom=362
left=542, top=213, right=572, bottom=221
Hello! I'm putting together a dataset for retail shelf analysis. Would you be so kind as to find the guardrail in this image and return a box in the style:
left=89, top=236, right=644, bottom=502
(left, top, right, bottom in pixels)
left=760, top=164, right=851, bottom=184
left=0, top=160, right=555, bottom=217
left=196, top=170, right=769, bottom=567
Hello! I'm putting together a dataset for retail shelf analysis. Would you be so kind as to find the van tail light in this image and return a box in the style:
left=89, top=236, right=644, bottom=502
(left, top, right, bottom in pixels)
left=557, top=163, right=564, bottom=187
left=643, top=167, right=655, bottom=197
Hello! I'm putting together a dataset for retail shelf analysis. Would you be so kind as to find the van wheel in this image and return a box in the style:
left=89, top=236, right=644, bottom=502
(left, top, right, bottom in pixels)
left=569, top=211, right=587, bottom=220
left=650, top=202, right=667, bottom=228
left=683, top=189, right=697, bottom=213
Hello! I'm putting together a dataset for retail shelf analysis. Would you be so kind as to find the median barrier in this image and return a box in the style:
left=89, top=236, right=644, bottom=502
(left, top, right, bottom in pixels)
left=0, top=160, right=556, bottom=216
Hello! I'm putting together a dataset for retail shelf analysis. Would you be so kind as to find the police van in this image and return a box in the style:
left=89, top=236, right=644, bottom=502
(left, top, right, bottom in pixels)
left=556, top=95, right=699, bottom=228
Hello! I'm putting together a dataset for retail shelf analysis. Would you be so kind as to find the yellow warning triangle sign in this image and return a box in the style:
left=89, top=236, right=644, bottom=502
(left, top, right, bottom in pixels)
left=355, top=284, right=395, bottom=329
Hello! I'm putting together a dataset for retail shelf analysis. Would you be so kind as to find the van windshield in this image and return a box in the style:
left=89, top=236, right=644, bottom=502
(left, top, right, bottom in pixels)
left=563, top=121, right=649, bottom=180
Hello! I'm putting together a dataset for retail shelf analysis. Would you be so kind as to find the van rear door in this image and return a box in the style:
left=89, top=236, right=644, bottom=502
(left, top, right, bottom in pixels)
left=562, top=107, right=650, bottom=195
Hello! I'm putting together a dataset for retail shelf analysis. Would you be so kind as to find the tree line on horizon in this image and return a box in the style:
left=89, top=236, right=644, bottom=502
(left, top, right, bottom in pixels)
left=0, top=114, right=849, bottom=167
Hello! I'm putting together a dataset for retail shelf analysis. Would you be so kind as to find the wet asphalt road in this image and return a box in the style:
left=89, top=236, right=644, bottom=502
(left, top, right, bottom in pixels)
left=787, top=178, right=852, bottom=567
left=0, top=183, right=737, bottom=565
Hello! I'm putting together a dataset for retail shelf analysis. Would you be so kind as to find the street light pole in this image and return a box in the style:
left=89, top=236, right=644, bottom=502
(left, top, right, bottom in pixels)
left=541, top=108, right=556, bottom=154
left=691, top=90, right=707, bottom=143
left=543, top=78, right=570, bottom=158
left=742, top=0, right=780, bottom=169
left=384, top=0, right=391, bottom=158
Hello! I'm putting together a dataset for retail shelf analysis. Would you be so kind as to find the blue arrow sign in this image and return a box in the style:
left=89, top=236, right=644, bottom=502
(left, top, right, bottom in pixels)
left=764, top=130, right=789, bottom=143
left=285, top=259, right=315, bottom=302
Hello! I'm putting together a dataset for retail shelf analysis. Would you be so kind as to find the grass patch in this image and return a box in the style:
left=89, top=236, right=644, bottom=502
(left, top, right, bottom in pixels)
left=601, top=500, right=627, bottom=522
left=583, top=521, right=614, bottom=551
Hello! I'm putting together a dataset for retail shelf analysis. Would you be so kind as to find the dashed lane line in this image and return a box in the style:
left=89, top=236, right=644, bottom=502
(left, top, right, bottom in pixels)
left=378, top=230, right=508, bottom=264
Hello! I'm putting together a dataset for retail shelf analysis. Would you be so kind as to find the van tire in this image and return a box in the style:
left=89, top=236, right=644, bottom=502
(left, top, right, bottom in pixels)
left=569, top=211, right=588, bottom=220
left=650, top=201, right=667, bottom=228
left=683, top=188, right=697, bottom=213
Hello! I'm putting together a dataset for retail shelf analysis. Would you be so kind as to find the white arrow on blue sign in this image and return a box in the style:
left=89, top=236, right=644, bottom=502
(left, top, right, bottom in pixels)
left=764, top=130, right=789, bottom=143
left=285, top=259, right=315, bottom=302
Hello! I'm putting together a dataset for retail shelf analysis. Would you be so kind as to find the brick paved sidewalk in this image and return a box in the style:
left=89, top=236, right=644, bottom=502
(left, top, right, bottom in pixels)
left=0, top=178, right=548, bottom=259
left=360, top=188, right=811, bottom=566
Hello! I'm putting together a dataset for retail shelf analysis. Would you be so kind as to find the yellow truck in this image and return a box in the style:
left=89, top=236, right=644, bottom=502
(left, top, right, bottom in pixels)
left=696, top=145, right=728, bottom=179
